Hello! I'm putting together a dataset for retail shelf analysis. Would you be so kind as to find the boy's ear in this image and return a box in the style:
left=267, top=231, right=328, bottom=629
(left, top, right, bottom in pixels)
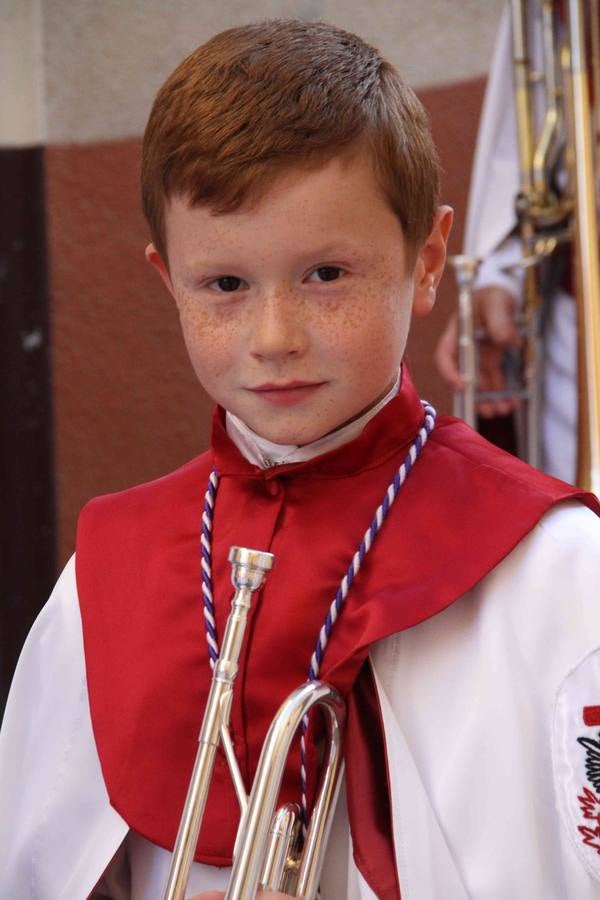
left=412, top=205, right=453, bottom=318
left=145, top=243, right=175, bottom=298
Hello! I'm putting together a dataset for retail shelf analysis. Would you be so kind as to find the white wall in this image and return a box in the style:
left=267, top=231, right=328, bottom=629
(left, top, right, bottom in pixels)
left=2, top=0, right=45, bottom=144
left=3, top=0, right=504, bottom=145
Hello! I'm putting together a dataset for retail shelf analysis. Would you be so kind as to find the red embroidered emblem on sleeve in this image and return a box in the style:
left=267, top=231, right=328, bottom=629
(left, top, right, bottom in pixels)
left=584, top=707, right=600, bottom=727
left=578, top=787, right=600, bottom=853
left=552, top=654, right=600, bottom=882
left=577, top=723, right=600, bottom=855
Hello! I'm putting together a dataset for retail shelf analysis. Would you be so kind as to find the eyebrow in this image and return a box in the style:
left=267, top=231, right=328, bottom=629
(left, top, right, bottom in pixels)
left=179, top=241, right=369, bottom=282
left=298, top=241, right=367, bottom=261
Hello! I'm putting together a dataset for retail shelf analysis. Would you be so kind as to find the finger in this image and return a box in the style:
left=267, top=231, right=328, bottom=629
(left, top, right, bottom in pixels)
left=188, top=893, right=224, bottom=900
left=476, top=288, right=521, bottom=347
left=477, top=344, right=505, bottom=419
left=434, top=315, right=465, bottom=389
left=476, top=343, right=520, bottom=418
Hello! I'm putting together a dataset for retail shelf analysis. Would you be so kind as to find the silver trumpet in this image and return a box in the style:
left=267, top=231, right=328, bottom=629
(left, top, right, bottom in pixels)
left=163, top=546, right=346, bottom=900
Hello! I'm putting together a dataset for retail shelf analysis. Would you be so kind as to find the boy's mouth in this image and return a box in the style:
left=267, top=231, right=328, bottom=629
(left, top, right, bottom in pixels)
left=248, top=381, right=325, bottom=405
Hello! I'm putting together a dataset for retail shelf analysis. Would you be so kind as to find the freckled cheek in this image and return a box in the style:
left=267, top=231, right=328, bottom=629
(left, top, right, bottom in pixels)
left=370, top=288, right=412, bottom=352
left=318, top=289, right=404, bottom=366
left=178, top=306, right=242, bottom=382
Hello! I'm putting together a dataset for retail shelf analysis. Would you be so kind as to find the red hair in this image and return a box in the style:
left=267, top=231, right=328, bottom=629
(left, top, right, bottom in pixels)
left=141, top=20, right=440, bottom=261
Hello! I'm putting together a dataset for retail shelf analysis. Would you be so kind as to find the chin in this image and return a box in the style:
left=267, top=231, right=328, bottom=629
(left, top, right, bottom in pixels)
left=250, top=418, right=330, bottom=446
left=230, top=405, right=322, bottom=446
left=261, top=428, right=321, bottom=446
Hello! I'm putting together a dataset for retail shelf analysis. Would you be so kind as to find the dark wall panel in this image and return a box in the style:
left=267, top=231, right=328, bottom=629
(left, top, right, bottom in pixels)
left=1, top=147, right=55, bottom=711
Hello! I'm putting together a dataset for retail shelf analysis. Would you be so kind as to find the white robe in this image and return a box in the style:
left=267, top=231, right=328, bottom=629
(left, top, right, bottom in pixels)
left=2, top=500, right=600, bottom=898
left=463, top=2, right=578, bottom=484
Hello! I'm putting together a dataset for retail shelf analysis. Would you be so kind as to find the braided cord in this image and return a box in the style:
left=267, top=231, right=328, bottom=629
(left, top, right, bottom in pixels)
left=201, top=401, right=437, bottom=827
left=299, top=401, right=436, bottom=823
left=201, top=469, right=220, bottom=669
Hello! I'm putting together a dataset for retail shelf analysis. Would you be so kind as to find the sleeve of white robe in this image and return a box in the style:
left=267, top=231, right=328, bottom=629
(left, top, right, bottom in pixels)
left=463, top=3, right=519, bottom=260
left=4, top=502, right=600, bottom=899
left=0, top=557, right=376, bottom=900
left=371, top=501, right=600, bottom=899
left=0, top=555, right=129, bottom=900
left=472, top=233, right=524, bottom=299
left=464, top=2, right=547, bottom=264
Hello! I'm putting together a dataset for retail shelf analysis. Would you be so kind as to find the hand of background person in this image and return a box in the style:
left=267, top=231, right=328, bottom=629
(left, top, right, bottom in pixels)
left=434, top=285, right=522, bottom=419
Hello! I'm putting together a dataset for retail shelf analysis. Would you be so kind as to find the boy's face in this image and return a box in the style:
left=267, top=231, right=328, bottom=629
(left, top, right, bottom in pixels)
left=148, top=152, right=451, bottom=446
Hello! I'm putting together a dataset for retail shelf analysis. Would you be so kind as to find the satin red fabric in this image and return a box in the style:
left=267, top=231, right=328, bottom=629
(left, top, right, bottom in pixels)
left=76, top=370, right=597, bottom=897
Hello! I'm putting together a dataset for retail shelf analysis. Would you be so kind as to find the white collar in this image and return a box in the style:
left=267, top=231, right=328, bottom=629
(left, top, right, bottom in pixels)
left=225, top=370, right=401, bottom=468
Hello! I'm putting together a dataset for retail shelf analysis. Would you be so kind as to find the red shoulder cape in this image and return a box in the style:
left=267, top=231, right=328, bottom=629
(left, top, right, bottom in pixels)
left=76, top=371, right=598, bottom=897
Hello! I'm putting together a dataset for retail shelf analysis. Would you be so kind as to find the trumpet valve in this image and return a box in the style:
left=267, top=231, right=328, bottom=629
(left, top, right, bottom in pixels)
left=259, top=803, right=303, bottom=894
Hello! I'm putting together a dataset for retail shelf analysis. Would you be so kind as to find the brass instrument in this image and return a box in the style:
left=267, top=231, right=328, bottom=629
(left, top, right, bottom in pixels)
left=565, top=0, right=600, bottom=493
left=163, top=546, right=346, bottom=900
left=449, top=255, right=480, bottom=429
left=453, top=0, right=600, bottom=490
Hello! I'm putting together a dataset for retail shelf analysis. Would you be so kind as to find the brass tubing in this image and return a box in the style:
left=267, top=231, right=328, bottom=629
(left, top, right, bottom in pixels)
left=533, top=1, right=561, bottom=202
left=590, top=0, right=600, bottom=168
left=511, top=0, right=535, bottom=191
left=567, top=0, right=600, bottom=493
left=510, top=0, right=543, bottom=469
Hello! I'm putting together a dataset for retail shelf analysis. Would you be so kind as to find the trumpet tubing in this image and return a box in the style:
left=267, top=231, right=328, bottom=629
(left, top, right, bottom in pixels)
left=163, top=545, right=346, bottom=900
left=225, top=680, right=345, bottom=900
left=163, top=546, right=275, bottom=900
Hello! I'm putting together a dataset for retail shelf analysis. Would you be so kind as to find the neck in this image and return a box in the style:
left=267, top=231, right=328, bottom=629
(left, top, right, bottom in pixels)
left=226, top=370, right=402, bottom=468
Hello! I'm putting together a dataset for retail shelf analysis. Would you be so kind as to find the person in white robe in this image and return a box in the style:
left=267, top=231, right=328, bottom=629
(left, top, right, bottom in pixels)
left=435, top=2, right=578, bottom=483
left=2, top=407, right=600, bottom=898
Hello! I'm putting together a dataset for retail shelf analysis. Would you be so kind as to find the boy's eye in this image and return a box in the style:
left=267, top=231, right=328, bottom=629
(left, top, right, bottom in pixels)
left=210, top=276, right=245, bottom=292
left=307, top=266, right=344, bottom=283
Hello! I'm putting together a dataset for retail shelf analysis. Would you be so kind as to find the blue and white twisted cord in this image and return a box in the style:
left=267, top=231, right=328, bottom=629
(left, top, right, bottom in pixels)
left=200, top=401, right=436, bottom=827
left=299, top=401, right=436, bottom=824
left=201, top=468, right=220, bottom=669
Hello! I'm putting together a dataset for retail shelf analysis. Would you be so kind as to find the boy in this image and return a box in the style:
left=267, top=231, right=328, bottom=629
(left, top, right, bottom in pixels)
left=2, top=18, right=600, bottom=900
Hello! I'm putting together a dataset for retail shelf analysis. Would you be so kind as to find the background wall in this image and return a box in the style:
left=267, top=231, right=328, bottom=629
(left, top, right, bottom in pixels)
left=2, top=1, right=503, bottom=692
left=41, top=0, right=501, bottom=144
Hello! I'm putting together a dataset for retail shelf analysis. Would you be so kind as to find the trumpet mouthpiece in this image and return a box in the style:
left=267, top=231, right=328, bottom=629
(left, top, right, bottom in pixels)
left=228, top=546, right=275, bottom=591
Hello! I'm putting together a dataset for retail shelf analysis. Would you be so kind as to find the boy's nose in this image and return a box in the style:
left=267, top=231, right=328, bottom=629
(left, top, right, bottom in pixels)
left=249, top=289, right=307, bottom=360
